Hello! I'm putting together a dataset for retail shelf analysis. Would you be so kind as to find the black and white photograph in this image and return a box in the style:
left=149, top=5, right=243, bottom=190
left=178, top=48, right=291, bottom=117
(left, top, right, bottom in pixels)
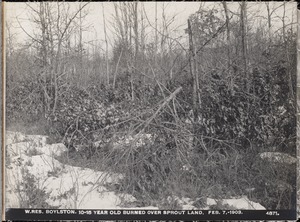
left=4, top=1, right=298, bottom=220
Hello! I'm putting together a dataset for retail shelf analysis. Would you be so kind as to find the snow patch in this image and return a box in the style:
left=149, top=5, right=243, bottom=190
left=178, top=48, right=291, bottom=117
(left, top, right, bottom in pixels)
left=113, top=133, right=154, bottom=150
left=206, top=197, right=265, bottom=210
left=5, top=132, right=138, bottom=209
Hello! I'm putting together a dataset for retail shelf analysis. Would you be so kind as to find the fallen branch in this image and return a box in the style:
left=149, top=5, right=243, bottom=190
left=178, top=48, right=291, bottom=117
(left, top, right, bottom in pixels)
left=138, top=86, right=182, bottom=134
left=116, top=86, right=183, bottom=165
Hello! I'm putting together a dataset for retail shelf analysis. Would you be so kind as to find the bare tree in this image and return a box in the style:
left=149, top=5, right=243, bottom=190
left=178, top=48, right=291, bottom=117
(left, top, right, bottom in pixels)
left=187, top=18, right=202, bottom=153
left=132, top=1, right=139, bottom=101
left=111, top=2, right=142, bottom=100
left=102, top=3, right=110, bottom=86
left=240, top=1, right=248, bottom=85
left=265, top=2, right=273, bottom=45
left=222, top=2, right=231, bottom=70
left=20, top=2, right=89, bottom=116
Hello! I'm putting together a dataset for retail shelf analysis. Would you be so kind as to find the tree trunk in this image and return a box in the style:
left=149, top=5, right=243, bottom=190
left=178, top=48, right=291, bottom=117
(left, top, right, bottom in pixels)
left=134, top=1, right=139, bottom=98
left=113, top=49, right=123, bottom=90
left=266, top=2, right=272, bottom=45
left=102, top=3, right=110, bottom=86
left=155, top=2, right=158, bottom=73
left=187, top=19, right=202, bottom=153
left=39, top=2, right=50, bottom=116
left=222, top=2, right=233, bottom=92
left=240, top=2, right=247, bottom=79
left=282, top=2, right=294, bottom=103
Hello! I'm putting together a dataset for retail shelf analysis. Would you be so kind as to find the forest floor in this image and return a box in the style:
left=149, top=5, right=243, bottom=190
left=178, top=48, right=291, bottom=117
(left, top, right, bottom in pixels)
left=5, top=130, right=267, bottom=210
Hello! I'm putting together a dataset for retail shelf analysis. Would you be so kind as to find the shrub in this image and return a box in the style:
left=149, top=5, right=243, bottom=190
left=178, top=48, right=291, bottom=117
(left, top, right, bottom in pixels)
left=18, top=168, right=51, bottom=208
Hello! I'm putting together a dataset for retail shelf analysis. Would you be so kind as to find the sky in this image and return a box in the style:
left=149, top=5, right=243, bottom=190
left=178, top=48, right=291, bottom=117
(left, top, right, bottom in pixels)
left=4, top=1, right=297, bottom=52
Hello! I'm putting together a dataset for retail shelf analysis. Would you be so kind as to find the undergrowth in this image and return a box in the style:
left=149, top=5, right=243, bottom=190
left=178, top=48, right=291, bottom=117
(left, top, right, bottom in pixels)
left=7, top=62, right=297, bottom=210
left=17, top=168, right=52, bottom=208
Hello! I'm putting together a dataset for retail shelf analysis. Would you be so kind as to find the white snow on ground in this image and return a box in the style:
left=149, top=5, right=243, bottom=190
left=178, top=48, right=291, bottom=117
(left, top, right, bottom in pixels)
left=259, top=152, right=297, bottom=164
left=167, top=196, right=265, bottom=210
left=5, top=131, right=156, bottom=209
left=206, top=197, right=265, bottom=210
left=112, top=133, right=154, bottom=150
left=6, top=131, right=265, bottom=210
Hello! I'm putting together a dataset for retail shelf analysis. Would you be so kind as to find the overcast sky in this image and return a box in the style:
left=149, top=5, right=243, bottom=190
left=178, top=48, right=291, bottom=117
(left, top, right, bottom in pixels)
left=5, top=1, right=297, bottom=51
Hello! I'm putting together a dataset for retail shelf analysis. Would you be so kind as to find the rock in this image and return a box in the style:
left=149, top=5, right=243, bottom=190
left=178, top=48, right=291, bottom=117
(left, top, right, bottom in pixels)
left=37, top=143, right=68, bottom=157
left=6, top=131, right=26, bottom=145
left=24, top=135, right=48, bottom=147
left=259, top=152, right=297, bottom=164
left=6, top=142, right=32, bottom=157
